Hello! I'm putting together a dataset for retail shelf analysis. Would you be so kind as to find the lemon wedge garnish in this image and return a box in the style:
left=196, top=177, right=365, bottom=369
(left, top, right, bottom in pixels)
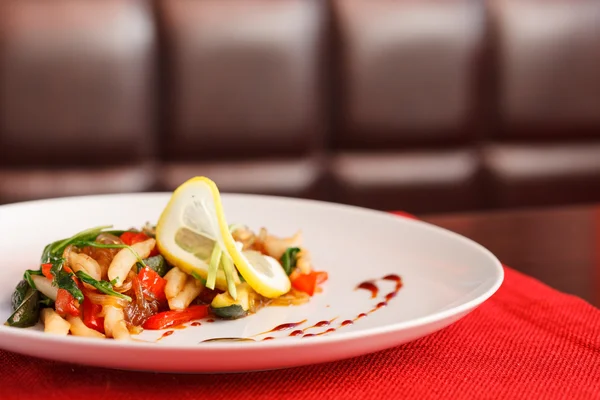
left=155, top=177, right=291, bottom=299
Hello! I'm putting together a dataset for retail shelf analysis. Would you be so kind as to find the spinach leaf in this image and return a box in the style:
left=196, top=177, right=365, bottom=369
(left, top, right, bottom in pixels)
left=36, top=225, right=130, bottom=304
left=280, top=247, right=301, bottom=275
left=55, top=270, right=84, bottom=302
left=5, top=280, right=40, bottom=328
left=23, top=269, right=43, bottom=289
left=75, top=271, right=132, bottom=302
left=49, top=256, right=84, bottom=302
left=41, top=225, right=114, bottom=263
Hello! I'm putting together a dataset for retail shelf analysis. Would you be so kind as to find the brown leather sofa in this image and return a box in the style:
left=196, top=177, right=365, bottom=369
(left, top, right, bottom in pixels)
left=1, top=0, right=599, bottom=214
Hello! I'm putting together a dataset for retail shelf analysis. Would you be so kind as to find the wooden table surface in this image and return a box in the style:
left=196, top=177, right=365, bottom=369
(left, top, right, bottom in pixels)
left=422, top=204, right=600, bottom=307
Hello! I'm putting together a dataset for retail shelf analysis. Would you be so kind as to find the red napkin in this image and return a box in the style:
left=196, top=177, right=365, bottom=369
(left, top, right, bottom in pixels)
left=2, top=215, right=599, bottom=399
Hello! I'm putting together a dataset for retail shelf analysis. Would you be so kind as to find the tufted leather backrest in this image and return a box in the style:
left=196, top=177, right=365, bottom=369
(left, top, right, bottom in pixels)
left=0, top=0, right=156, bottom=167
left=158, top=0, right=326, bottom=161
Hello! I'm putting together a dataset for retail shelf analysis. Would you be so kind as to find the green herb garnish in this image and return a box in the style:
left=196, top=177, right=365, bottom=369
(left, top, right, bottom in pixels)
left=71, top=241, right=148, bottom=269
left=23, top=269, right=43, bottom=289
left=41, top=225, right=114, bottom=263
left=45, top=255, right=84, bottom=302
left=75, top=271, right=132, bottom=302
left=280, top=247, right=301, bottom=275
left=51, top=263, right=83, bottom=303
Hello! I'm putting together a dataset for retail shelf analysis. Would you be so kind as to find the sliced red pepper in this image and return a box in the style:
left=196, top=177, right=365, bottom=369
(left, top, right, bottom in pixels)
left=82, top=298, right=105, bottom=334
left=291, top=273, right=318, bottom=296
left=138, top=267, right=167, bottom=302
left=41, top=263, right=53, bottom=280
left=42, top=262, right=74, bottom=279
left=120, top=231, right=159, bottom=256
left=315, top=271, right=328, bottom=284
left=55, top=289, right=80, bottom=317
left=142, top=305, right=209, bottom=330
left=120, top=231, right=144, bottom=246
left=291, top=271, right=328, bottom=296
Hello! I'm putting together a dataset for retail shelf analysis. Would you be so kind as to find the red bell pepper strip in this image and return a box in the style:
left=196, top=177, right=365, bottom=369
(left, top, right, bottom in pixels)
left=42, top=262, right=74, bottom=280
left=315, top=271, right=328, bottom=284
left=142, top=305, right=209, bottom=330
left=291, top=273, right=317, bottom=296
left=138, top=267, right=167, bottom=302
left=55, top=289, right=80, bottom=317
left=82, top=298, right=105, bottom=334
left=291, top=271, right=328, bottom=296
left=120, top=231, right=147, bottom=246
left=41, top=263, right=53, bottom=280
left=120, top=231, right=159, bottom=256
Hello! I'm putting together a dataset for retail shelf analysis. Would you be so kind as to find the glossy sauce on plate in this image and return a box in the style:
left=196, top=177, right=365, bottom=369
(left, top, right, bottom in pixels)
left=198, top=274, right=403, bottom=343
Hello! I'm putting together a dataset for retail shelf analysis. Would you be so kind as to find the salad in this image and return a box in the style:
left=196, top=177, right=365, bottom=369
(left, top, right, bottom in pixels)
left=4, top=177, right=328, bottom=340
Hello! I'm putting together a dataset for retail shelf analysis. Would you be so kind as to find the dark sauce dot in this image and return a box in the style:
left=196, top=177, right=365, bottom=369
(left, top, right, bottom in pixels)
left=267, top=320, right=307, bottom=333
left=356, top=281, right=378, bottom=298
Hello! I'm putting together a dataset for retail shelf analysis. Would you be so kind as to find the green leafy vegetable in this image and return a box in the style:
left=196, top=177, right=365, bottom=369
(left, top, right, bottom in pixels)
left=5, top=280, right=40, bottom=328
left=71, top=241, right=147, bottom=269
left=75, top=271, right=132, bottom=302
left=45, top=255, right=84, bottom=302
left=41, top=225, right=114, bottom=263
left=280, top=247, right=301, bottom=275
left=37, top=226, right=128, bottom=303
left=55, top=272, right=84, bottom=303
left=23, top=269, right=43, bottom=289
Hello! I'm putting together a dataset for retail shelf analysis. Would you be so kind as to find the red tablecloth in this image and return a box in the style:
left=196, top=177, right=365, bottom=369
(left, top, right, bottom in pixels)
left=2, top=215, right=600, bottom=399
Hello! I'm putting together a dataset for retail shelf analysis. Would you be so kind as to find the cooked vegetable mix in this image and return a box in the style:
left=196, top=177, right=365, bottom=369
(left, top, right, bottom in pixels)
left=4, top=177, right=328, bottom=339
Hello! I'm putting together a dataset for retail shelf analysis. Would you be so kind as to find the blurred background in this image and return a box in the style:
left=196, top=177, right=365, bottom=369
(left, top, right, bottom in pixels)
left=0, top=0, right=599, bottom=215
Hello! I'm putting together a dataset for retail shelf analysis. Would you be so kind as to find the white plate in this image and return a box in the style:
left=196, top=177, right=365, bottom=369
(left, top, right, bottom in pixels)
left=0, top=193, right=503, bottom=373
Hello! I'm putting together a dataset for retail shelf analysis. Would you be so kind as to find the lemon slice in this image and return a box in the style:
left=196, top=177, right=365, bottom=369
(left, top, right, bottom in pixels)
left=155, top=177, right=291, bottom=299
